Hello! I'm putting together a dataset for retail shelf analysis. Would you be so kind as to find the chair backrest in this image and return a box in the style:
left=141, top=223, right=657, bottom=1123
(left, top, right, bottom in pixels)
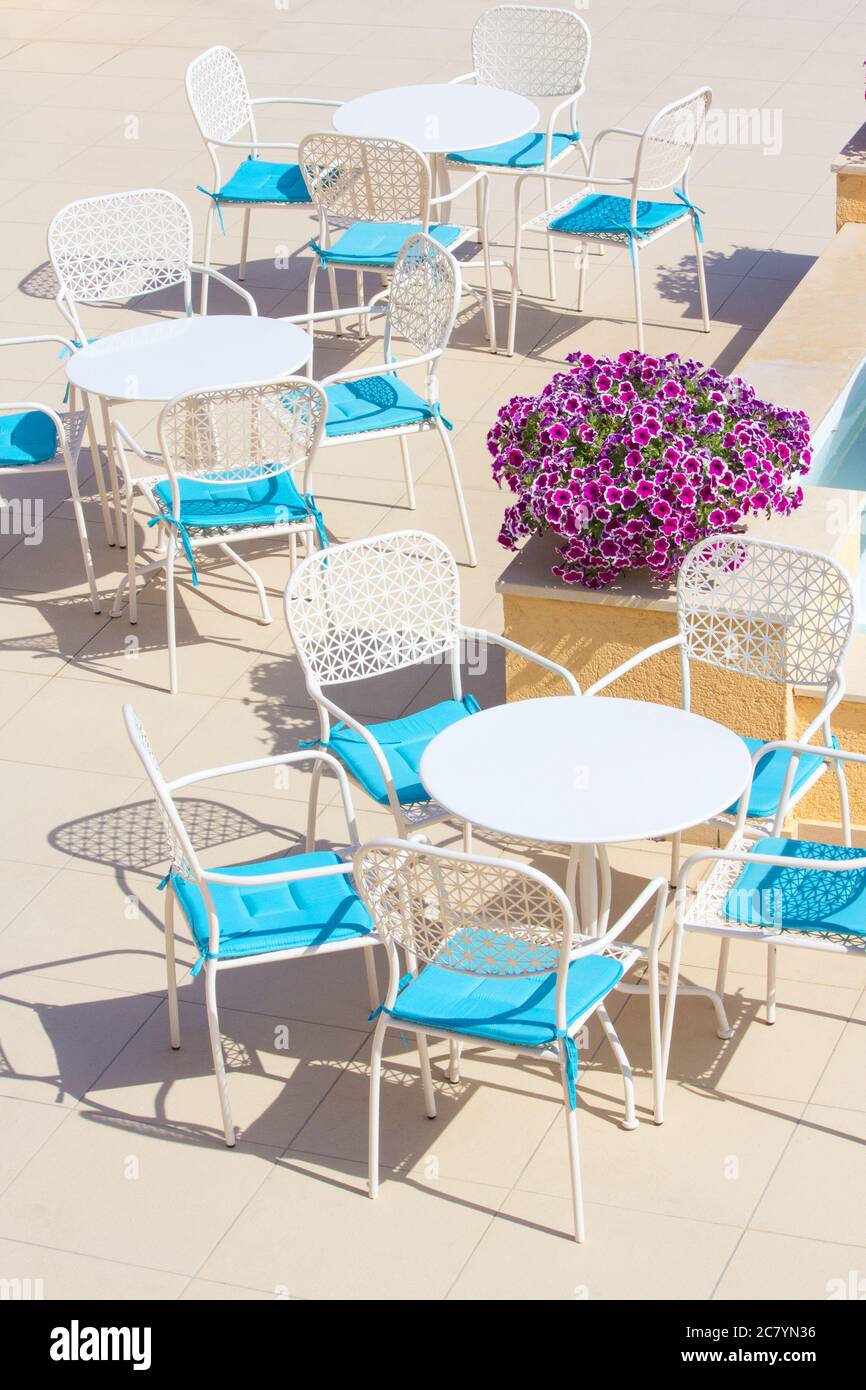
left=156, top=377, right=327, bottom=508
left=48, top=190, right=193, bottom=330
left=384, top=233, right=461, bottom=358
left=634, top=88, right=711, bottom=193
left=285, top=529, right=461, bottom=689
left=298, top=133, right=431, bottom=225
left=186, top=45, right=254, bottom=146
left=354, top=839, right=573, bottom=980
left=677, top=535, right=857, bottom=690
left=123, top=703, right=202, bottom=887
left=471, top=5, right=590, bottom=97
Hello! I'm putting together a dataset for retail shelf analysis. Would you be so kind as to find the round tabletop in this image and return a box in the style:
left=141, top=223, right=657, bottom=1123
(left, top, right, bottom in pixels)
left=420, top=696, right=753, bottom=847
left=65, top=316, right=312, bottom=402
left=332, top=83, right=539, bottom=154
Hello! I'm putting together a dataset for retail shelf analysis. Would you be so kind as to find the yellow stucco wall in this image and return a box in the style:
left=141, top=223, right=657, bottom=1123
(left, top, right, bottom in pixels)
left=836, top=170, right=866, bottom=232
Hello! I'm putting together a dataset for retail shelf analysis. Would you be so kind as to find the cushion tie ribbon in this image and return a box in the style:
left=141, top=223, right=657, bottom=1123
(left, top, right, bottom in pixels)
left=368, top=971, right=414, bottom=1021
left=195, top=185, right=226, bottom=234
left=625, top=186, right=704, bottom=263
left=556, top=1029, right=579, bottom=1109
left=303, top=491, right=329, bottom=548
left=148, top=512, right=199, bottom=586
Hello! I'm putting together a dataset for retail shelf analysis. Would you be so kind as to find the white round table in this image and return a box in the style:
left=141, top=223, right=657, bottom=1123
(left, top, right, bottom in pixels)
left=420, top=696, right=752, bottom=935
left=66, top=315, right=312, bottom=402
left=333, top=83, right=539, bottom=154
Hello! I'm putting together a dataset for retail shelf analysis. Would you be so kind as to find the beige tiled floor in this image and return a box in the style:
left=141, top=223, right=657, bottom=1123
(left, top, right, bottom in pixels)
left=1, top=0, right=866, bottom=1301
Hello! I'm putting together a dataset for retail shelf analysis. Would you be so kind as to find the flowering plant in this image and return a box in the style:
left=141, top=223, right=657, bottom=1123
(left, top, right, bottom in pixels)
left=488, top=350, right=811, bottom=589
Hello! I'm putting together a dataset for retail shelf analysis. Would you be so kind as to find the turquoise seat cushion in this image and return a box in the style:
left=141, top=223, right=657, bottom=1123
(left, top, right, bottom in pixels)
left=389, top=945, right=623, bottom=1049
left=0, top=410, right=58, bottom=466
left=325, top=696, right=480, bottom=805
left=548, top=192, right=690, bottom=240
left=325, top=375, right=438, bottom=437
left=217, top=158, right=310, bottom=204
left=447, top=130, right=581, bottom=169
left=172, top=850, right=373, bottom=962
left=724, top=737, right=836, bottom=819
left=154, top=471, right=314, bottom=529
left=724, top=838, right=866, bottom=940
left=313, top=221, right=462, bottom=266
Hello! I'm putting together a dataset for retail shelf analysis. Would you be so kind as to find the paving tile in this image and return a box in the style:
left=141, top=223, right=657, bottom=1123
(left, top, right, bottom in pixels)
left=0, top=1237, right=187, bottom=1300
left=714, top=1229, right=866, bottom=1300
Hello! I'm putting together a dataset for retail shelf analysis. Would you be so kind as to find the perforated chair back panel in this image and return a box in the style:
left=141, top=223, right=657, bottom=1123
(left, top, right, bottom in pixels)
left=355, top=841, right=572, bottom=977
left=677, top=535, right=856, bottom=688
left=471, top=5, right=590, bottom=97
left=186, top=45, right=253, bottom=145
left=386, top=233, right=460, bottom=356
left=158, top=378, right=326, bottom=485
left=298, top=133, right=430, bottom=223
left=636, top=88, right=711, bottom=192
left=285, top=530, right=460, bottom=686
left=48, top=189, right=193, bottom=305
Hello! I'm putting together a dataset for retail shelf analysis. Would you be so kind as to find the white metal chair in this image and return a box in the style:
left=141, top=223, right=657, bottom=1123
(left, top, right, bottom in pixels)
left=507, top=87, right=712, bottom=354
left=284, top=529, right=580, bottom=839
left=124, top=702, right=380, bottom=1147
left=447, top=4, right=591, bottom=301
left=186, top=46, right=342, bottom=314
left=661, top=742, right=866, bottom=1101
left=355, top=837, right=667, bottom=1242
left=47, top=188, right=257, bottom=543
left=298, top=132, right=497, bottom=350
left=286, top=232, right=477, bottom=566
left=0, top=334, right=102, bottom=613
left=588, top=535, right=856, bottom=853
left=112, top=377, right=328, bottom=694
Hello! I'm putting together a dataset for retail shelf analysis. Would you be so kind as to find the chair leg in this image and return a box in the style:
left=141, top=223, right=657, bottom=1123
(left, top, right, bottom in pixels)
left=417, top=1032, right=437, bottom=1118
left=631, top=250, right=644, bottom=352
left=204, top=960, right=235, bottom=1146
left=544, top=177, right=556, bottom=300
left=596, top=1003, right=637, bottom=1130
left=355, top=270, right=367, bottom=338
left=305, top=759, right=323, bottom=852
left=165, top=540, right=179, bottom=696
left=399, top=435, right=416, bottom=509
left=766, top=943, right=777, bottom=1025
left=368, top=1014, right=387, bottom=1198
left=327, top=264, right=344, bottom=336
left=164, top=890, right=180, bottom=1050
left=125, top=477, right=138, bottom=625
left=217, top=541, right=271, bottom=623
left=448, top=1040, right=462, bottom=1085
left=239, top=208, right=251, bottom=281
left=507, top=222, right=523, bottom=357
left=560, top=1046, right=585, bottom=1243
left=715, top=935, right=730, bottom=998
left=435, top=417, right=477, bottom=568
left=201, top=203, right=216, bottom=315
left=99, top=399, right=126, bottom=549
left=693, top=218, right=710, bottom=333
left=462, top=820, right=473, bottom=853
left=577, top=244, right=588, bottom=313
left=362, top=944, right=379, bottom=1013
left=84, top=397, right=115, bottom=546
left=289, top=531, right=298, bottom=572
left=480, top=212, right=497, bottom=353
left=66, top=461, right=101, bottom=613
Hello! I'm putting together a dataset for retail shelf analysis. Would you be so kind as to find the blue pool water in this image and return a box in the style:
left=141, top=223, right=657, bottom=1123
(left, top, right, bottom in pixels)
left=810, top=358, right=866, bottom=493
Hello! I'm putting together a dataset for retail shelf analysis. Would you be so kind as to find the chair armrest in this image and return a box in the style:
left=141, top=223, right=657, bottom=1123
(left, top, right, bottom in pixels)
left=249, top=96, right=343, bottom=109
left=315, top=694, right=399, bottom=807
left=188, top=264, right=257, bottom=315
left=281, top=303, right=385, bottom=327
left=168, top=748, right=362, bottom=850
left=202, top=860, right=354, bottom=888
left=677, top=840, right=866, bottom=904
left=448, top=72, right=477, bottom=85
left=430, top=168, right=488, bottom=204
left=207, top=137, right=301, bottom=152
left=584, top=634, right=683, bottom=696
left=572, top=875, right=668, bottom=957
left=0, top=333, right=77, bottom=354
left=460, top=626, right=580, bottom=695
